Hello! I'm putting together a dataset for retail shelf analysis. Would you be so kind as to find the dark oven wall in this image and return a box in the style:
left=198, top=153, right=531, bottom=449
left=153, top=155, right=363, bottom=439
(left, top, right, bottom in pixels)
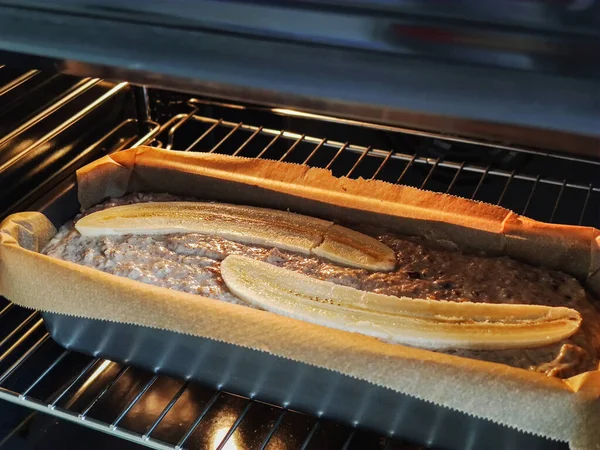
left=0, top=68, right=598, bottom=450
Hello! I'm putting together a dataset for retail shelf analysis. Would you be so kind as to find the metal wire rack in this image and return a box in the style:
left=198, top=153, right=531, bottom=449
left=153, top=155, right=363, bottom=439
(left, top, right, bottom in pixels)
left=0, top=67, right=161, bottom=217
left=1, top=86, right=596, bottom=449
left=147, top=98, right=598, bottom=228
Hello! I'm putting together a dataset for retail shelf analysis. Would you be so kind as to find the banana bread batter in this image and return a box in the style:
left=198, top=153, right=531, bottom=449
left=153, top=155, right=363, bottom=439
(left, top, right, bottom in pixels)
left=43, top=193, right=600, bottom=378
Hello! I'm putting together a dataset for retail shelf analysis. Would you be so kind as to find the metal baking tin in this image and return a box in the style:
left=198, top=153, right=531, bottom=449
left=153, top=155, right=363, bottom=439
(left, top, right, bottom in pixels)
left=34, top=180, right=566, bottom=450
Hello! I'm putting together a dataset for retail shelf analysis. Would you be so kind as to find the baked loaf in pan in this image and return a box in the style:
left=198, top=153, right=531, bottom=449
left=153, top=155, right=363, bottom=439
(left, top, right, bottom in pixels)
left=1, top=147, right=599, bottom=449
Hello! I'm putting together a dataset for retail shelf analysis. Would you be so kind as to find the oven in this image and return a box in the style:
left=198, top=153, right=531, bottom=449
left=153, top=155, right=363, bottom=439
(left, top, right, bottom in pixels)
left=0, top=2, right=598, bottom=449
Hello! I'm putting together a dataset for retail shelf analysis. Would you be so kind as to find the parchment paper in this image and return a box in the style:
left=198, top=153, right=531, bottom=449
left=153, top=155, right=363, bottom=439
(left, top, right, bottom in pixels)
left=1, top=146, right=599, bottom=449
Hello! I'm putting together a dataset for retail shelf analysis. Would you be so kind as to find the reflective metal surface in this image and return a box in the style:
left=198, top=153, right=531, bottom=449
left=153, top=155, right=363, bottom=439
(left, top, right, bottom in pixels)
left=1, top=0, right=598, bottom=70
left=0, top=67, right=161, bottom=218
left=30, top=312, right=564, bottom=450
left=0, top=1, right=598, bottom=156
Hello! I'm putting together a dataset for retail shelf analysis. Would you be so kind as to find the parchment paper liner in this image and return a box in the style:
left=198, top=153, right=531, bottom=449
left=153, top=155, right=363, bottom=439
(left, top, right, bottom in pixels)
left=1, top=147, right=599, bottom=450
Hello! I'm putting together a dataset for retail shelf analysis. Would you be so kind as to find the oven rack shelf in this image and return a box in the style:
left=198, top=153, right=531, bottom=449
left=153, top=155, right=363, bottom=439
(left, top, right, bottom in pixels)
left=0, top=308, right=422, bottom=450
left=1, top=88, right=595, bottom=449
left=146, top=98, right=599, bottom=228
left=0, top=67, right=163, bottom=219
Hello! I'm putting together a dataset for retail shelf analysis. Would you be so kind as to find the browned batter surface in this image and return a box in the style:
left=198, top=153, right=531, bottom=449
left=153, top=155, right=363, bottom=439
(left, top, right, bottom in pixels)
left=43, top=193, right=600, bottom=378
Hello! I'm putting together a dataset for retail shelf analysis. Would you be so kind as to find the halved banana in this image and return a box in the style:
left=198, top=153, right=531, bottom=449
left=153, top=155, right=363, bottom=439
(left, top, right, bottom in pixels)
left=220, top=255, right=582, bottom=350
left=75, top=202, right=396, bottom=271
left=313, top=225, right=397, bottom=272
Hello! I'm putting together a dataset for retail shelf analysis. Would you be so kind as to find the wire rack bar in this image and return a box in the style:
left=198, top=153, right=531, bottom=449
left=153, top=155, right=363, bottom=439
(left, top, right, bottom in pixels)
left=341, top=429, right=357, bottom=450
left=0, top=303, right=14, bottom=320
left=0, top=81, right=128, bottom=174
left=496, top=171, right=515, bottom=205
left=579, top=185, right=593, bottom=226
left=257, top=130, right=285, bottom=159
left=347, top=146, right=372, bottom=178
left=0, top=78, right=99, bottom=150
left=0, top=391, right=175, bottom=450
left=175, top=391, right=221, bottom=449
left=0, top=317, right=43, bottom=362
left=208, top=122, right=243, bottom=154
left=0, top=312, right=39, bottom=348
left=0, top=70, right=39, bottom=97
left=143, top=382, right=189, bottom=440
left=471, top=166, right=491, bottom=199
left=0, top=333, right=50, bottom=385
left=325, top=142, right=349, bottom=170
left=300, top=420, right=321, bottom=450
left=370, top=150, right=393, bottom=181
left=161, top=114, right=600, bottom=194
left=265, top=106, right=600, bottom=166
left=549, top=180, right=567, bottom=223
left=259, top=409, right=287, bottom=450
left=214, top=400, right=254, bottom=450
left=10, top=117, right=159, bottom=215
left=47, top=357, right=101, bottom=408
left=166, top=109, right=199, bottom=150
left=20, top=349, right=71, bottom=397
left=303, top=138, right=327, bottom=165
left=131, top=120, right=162, bottom=149
left=112, top=374, right=159, bottom=428
left=522, top=175, right=541, bottom=216
left=446, top=162, right=465, bottom=194
left=79, top=365, right=130, bottom=418
left=232, top=126, right=263, bottom=157
left=81, top=118, right=142, bottom=153
left=184, top=119, right=223, bottom=152
left=0, top=312, right=41, bottom=352
left=396, top=154, right=417, bottom=184
left=420, top=158, right=440, bottom=189
left=279, top=134, right=306, bottom=162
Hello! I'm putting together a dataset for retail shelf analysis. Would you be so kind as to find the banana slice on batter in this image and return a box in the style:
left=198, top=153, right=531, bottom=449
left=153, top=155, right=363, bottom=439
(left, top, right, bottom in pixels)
left=313, top=225, right=397, bottom=272
left=75, top=202, right=396, bottom=271
left=220, top=255, right=582, bottom=350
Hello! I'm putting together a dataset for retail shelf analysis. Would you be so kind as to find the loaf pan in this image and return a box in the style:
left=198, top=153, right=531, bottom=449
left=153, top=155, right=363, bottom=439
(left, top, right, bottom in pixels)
left=32, top=170, right=565, bottom=450
left=2, top=147, right=599, bottom=450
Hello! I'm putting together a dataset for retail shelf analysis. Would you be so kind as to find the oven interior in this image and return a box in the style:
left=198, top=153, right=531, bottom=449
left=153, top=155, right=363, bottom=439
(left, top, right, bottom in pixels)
left=0, top=69, right=598, bottom=450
